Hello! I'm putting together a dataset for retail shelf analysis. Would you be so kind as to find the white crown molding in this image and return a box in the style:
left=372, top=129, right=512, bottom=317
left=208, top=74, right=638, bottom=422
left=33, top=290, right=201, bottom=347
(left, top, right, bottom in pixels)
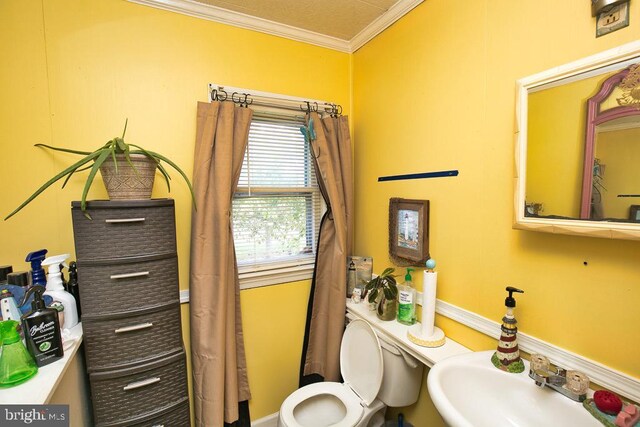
left=350, top=0, right=424, bottom=52
left=435, top=299, right=640, bottom=403
left=126, top=0, right=423, bottom=53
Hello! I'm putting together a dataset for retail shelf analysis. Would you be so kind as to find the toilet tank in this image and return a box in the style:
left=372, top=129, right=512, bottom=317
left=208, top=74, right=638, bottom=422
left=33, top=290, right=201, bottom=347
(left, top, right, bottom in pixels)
left=376, top=335, right=424, bottom=407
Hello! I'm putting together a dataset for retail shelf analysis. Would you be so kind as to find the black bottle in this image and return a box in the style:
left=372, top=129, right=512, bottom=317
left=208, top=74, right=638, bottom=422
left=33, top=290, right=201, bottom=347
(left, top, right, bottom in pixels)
left=20, top=286, right=63, bottom=367
left=68, top=261, right=81, bottom=318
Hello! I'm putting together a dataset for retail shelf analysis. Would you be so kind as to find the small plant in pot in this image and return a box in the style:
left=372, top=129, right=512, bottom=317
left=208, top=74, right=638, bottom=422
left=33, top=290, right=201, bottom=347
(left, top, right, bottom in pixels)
left=365, top=267, right=399, bottom=321
left=4, top=120, right=195, bottom=220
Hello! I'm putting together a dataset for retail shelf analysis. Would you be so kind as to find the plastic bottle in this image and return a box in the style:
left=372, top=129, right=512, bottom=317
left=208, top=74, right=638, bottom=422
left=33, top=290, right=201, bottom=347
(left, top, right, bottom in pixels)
left=42, top=254, right=78, bottom=330
left=67, top=261, right=81, bottom=318
left=397, top=268, right=416, bottom=325
left=25, top=249, right=48, bottom=287
left=0, top=265, right=13, bottom=285
left=0, top=320, right=38, bottom=387
left=20, top=286, right=63, bottom=367
left=347, top=261, right=356, bottom=298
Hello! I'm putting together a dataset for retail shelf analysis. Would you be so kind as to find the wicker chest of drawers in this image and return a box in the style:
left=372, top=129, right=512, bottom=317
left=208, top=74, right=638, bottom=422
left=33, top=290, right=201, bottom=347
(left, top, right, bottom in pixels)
left=71, top=199, right=190, bottom=427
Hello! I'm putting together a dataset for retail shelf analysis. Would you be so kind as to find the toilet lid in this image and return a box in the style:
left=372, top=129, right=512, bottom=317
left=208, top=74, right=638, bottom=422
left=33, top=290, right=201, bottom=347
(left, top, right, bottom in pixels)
left=340, top=319, right=383, bottom=406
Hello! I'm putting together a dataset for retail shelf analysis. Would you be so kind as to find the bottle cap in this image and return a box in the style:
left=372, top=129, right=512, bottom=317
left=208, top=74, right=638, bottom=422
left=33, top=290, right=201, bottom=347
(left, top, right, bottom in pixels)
left=505, top=286, right=524, bottom=308
left=21, top=286, right=47, bottom=311
left=7, top=271, right=30, bottom=287
left=405, top=268, right=414, bottom=281
left=25, top=249, right=48, bottom=286
left=0, top=265, right=13, bottom=282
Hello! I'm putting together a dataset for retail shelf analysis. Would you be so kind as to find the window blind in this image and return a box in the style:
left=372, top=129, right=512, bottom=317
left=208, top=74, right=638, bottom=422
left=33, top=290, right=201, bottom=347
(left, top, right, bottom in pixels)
left=232, top=117, right=323, bottom=267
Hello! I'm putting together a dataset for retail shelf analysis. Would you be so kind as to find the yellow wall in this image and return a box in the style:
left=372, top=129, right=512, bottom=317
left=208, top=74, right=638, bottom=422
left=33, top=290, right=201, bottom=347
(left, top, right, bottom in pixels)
left=3, top=0, right=640, bottom=424
left=0, top=0, right=349, bottom=421
left=353, top=0, right=640, bottom=422
left=526, top=74, right=605, bottom=217
left=596, top=127, right=640, bottom=219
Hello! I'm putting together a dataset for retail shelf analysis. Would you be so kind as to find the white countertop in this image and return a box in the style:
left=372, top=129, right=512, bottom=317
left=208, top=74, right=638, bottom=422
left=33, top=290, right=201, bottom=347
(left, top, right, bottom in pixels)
left=0, top=322, right=84, bottom=404
left=347, top=301, right=470, bottom=368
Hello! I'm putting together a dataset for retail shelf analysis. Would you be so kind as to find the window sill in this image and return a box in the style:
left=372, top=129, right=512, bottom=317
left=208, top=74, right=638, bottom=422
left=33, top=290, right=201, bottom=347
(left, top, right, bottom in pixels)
left=179, top=259, right=315, bottom=303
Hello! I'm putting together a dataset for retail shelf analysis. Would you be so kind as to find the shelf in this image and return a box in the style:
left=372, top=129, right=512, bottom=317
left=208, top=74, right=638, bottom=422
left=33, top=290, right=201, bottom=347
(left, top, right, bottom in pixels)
left=346, top=301, right=470, bottom=368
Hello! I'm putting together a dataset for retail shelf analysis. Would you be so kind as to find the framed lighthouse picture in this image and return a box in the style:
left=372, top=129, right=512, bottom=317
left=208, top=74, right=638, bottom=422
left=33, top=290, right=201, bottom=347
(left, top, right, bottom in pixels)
left=389, top=198, right=430, bottom=265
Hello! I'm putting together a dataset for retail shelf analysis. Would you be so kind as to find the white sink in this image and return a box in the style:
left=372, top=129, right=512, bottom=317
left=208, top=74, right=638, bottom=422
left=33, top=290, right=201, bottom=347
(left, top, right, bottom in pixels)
left=427, top=350, right=600, bottom=427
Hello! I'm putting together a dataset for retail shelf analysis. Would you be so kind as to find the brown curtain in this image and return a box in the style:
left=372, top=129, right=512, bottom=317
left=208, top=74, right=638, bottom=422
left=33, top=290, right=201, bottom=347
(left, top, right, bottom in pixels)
left=190, top=101, right=253, bottom=426
left=300, top=112, right=354, bottom=383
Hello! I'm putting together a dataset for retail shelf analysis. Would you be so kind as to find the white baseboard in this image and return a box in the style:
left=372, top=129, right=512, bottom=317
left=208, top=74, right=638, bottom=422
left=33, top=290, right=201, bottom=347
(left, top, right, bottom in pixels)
left=253, top=412, right=278, bottom=427
left=436, top=299, right=640, bottom=403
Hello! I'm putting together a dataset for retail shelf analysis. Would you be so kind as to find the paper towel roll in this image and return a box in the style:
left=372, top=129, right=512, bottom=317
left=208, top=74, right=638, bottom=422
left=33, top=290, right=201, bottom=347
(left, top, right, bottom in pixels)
left=422, top=271, right=437, bottom=337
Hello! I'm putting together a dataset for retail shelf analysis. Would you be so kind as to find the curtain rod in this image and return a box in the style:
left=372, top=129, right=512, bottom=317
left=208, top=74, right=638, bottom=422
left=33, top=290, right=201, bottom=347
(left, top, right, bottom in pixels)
left=208, top=83, right=343, bottom=116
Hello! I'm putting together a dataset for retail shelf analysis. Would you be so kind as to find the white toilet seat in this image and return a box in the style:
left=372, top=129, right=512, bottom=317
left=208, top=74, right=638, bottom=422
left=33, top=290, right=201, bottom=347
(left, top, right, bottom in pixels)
left=279, top=382, right=363, bottom=427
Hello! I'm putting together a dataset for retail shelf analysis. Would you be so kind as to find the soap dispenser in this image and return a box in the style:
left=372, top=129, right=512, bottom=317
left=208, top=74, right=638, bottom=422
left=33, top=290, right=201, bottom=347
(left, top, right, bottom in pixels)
left=42, top=254, right=78, bottom=330
left=21, top=286, right=63, bottom=367
left=0, top=320, right=38, bottom=387
left=491, top=286, right=525, bottom=373
left=397, top=268, right=416, bottom=325
left=25, top=249, right=48, bottom=287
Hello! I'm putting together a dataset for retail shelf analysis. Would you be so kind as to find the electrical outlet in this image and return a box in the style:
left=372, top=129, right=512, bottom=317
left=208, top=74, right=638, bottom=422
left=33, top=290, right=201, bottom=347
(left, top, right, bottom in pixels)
left=596, top=2, right=629, bottom=37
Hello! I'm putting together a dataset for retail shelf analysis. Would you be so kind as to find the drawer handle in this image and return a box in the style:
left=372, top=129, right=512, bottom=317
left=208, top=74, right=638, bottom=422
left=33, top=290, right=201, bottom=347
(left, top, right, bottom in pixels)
left=110, top=271, right=150, bottom=280
left=115, top=323, right=154, bottom=334
left=152, top=425, right=165, bottom=427
left=123, top=376, right=161, bottom=391
left=105, top=217, right=146, bottom=224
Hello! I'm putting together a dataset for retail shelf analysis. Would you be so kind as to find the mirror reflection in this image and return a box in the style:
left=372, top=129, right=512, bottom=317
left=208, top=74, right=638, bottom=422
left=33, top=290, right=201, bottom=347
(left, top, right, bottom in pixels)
left=525, top=62, right=640, bottom=223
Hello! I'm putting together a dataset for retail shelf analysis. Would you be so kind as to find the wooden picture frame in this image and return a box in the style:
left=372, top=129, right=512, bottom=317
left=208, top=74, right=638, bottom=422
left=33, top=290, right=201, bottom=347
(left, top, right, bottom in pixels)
left=389, top=198, right=430, bottom=265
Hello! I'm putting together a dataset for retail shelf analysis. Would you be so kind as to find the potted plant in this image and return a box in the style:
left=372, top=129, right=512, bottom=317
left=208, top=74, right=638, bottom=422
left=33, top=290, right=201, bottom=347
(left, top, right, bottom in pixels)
left=4, top=120, right=195, bottom=220
left=365, top=267, right=399, bottom=321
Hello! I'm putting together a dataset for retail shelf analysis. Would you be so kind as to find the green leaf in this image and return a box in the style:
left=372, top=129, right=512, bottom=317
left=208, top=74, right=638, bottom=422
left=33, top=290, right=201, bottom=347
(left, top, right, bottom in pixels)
left=35, top=144, right=92, bottom=156
left=368, top=288, right=379, bottom=303
left=381, top=267, right=395, bottom=277
left=383, top=287, right=394, bottom=300
left=62, top=164, right=93, bottom=189
left=156, top=163, right=172, bottom=192
left=4, top=151, right=102, bottom=220
left=133, top=147, right=197, bottom=210
left=121, top=118, right=128, bottom=139
left=80, top=148, right=113, bottom=212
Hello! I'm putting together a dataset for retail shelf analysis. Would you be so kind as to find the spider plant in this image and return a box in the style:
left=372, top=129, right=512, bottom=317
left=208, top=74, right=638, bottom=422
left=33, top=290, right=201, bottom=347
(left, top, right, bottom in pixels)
left=4, top=120, right=196, bottom=220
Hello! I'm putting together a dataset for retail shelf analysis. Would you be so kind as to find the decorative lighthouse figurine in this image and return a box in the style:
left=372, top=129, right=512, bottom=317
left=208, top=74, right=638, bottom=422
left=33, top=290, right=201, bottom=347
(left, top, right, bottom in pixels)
left=491, top=286, right=525, bottom=373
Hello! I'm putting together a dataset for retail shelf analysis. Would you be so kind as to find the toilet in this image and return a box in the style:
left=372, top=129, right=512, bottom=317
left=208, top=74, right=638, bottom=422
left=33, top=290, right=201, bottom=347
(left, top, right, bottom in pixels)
left=278, top=319, right=424, bottom=427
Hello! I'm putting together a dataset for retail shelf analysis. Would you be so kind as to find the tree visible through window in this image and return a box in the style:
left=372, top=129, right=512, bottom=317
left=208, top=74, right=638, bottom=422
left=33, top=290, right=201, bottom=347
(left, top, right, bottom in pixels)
left=232, top=117, right=323, bottom=269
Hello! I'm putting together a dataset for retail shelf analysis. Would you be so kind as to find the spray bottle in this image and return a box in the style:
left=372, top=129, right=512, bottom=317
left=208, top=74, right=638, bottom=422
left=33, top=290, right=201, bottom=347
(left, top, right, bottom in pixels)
left=20, top=286, right=63, bottom=367
left=0, top=320, right=38, bottom=387
left=25, top=249, right=48, bottom=288
left=42, top=254, right=78, bottom=330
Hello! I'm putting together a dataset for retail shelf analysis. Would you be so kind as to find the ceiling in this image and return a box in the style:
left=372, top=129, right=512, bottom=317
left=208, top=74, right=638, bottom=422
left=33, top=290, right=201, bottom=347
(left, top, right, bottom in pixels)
left=128, top=0, right=423, bottom=52
left=193, top=0, right=398, bottom=40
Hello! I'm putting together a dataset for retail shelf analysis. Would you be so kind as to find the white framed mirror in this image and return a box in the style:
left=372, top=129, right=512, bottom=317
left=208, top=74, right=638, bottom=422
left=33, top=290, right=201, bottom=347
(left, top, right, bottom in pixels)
left=514, top=40, right=640, bottom=240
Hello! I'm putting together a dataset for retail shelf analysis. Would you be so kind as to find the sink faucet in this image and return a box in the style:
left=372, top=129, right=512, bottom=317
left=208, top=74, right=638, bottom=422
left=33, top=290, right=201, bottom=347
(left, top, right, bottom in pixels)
left=529, top=354, right=589, bottom=402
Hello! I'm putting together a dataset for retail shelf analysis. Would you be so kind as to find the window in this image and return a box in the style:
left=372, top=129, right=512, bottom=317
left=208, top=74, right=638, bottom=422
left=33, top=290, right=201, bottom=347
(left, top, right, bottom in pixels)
left=232, top=115, right=324, bottom=288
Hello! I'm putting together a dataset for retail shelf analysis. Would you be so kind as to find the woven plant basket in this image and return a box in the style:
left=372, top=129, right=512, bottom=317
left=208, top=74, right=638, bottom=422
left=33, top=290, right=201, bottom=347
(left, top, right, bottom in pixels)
left=99, top=153, right=157, bottom=200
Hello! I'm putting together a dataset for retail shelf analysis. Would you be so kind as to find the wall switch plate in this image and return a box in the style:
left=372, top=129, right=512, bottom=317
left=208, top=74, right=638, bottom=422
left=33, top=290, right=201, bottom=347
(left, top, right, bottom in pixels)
left=596, top=2, right=630, bottom=37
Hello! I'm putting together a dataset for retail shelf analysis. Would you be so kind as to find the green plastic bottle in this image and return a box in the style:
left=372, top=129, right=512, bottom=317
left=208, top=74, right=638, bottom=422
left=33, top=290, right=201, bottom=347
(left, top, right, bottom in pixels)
left=397, top=268, right=416, bottom=325
left=0, top=320, right=38, bottom=387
